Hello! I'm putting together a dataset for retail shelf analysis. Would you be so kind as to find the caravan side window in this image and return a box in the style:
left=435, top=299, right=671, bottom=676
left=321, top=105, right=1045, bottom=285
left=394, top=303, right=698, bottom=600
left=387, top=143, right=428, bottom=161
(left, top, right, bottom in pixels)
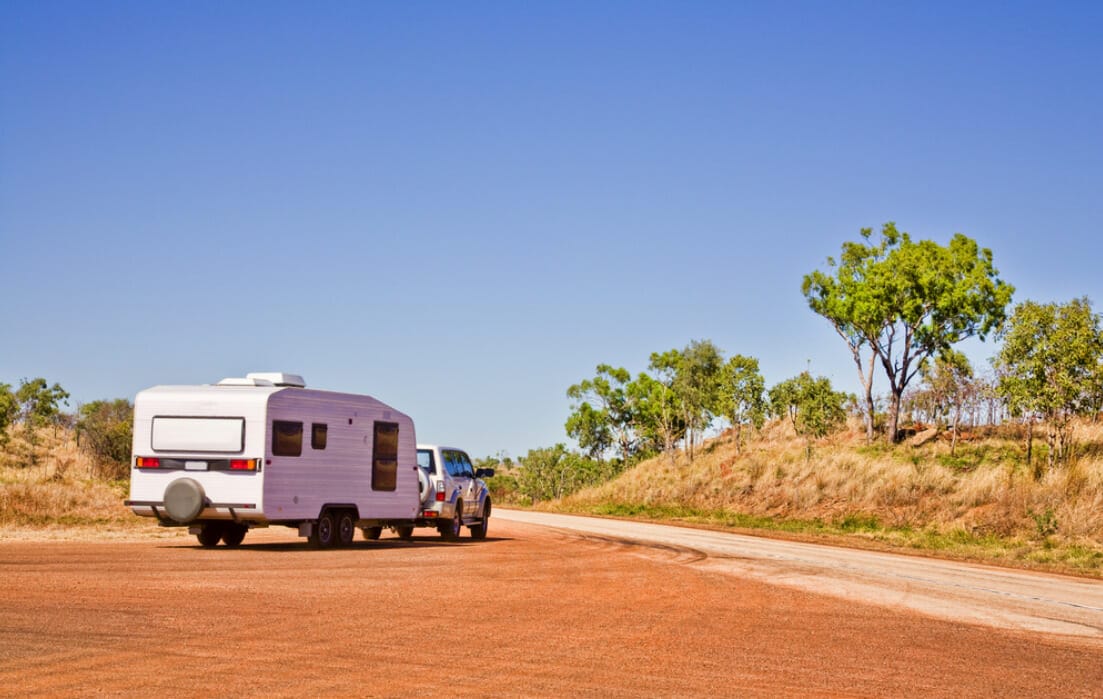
left=272, top=421, right=303, bottom=457
left=372, top=421, right=399, bottom=491
left=311, top=423, right=327, bottom=450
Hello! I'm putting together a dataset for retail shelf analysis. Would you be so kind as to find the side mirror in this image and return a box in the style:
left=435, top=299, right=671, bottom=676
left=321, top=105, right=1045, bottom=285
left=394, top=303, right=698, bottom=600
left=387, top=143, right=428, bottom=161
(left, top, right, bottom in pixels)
left=475, top=468, right=495, bottom=479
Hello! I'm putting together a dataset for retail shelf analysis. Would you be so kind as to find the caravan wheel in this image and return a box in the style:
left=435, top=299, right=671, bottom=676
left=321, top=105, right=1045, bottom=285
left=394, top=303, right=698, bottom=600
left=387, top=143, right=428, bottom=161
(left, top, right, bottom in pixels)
left=310, top=511, right=337, bottom=548
left=222, top=523, right=247, bottom=547
left=336, top=511, right=356, bottom=547
left=196, top=523, right=223, bottom=548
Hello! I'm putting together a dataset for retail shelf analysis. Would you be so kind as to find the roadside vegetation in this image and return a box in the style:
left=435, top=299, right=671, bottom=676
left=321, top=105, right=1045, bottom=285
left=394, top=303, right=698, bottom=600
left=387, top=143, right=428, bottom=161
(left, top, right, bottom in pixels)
left=0, top=379, right=137, bottom=532
left=5, top=223, right=1103, bottom=573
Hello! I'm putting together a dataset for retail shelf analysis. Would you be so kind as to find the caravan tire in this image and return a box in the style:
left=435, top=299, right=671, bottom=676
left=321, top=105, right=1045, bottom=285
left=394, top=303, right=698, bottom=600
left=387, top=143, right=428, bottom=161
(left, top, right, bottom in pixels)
left=197, top=523, right=223, bottom=548
left=310, top=511, right=337, bottom=548
left=395, top=526, right=414, bottom=540
left=222, top=523, right=247, bottom=547
left=336, top=511, right=356, bottom=547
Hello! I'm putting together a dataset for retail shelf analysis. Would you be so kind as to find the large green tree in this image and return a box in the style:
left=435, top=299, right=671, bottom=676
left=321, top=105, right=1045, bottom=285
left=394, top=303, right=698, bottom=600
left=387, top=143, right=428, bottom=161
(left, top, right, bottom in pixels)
left=649, top=340, right=724, bottom=461
left=803, top=223, right=1013, bottom=443
left=566, top=364, right=634, bottom=463
left=993, top=297, right=1103, bottom=476
left=716, top=354, right=766, bottom=453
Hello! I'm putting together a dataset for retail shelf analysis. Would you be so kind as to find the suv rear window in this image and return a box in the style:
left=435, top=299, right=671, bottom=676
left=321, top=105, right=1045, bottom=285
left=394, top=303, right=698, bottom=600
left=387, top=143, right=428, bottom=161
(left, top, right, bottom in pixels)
left=417, top=449, right=435, bottom=473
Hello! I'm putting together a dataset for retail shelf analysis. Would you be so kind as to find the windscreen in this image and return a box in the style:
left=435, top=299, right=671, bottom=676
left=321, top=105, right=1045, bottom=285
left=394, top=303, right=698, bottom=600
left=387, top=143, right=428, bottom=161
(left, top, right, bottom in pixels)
left=151, top=416, right=245, bottom=453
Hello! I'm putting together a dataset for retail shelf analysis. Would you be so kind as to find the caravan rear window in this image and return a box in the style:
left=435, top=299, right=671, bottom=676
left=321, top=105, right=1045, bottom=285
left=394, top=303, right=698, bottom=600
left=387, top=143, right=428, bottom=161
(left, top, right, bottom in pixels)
left=272, top=421, right=303, bottom=457
left=151, top=417, right=245, bottom=453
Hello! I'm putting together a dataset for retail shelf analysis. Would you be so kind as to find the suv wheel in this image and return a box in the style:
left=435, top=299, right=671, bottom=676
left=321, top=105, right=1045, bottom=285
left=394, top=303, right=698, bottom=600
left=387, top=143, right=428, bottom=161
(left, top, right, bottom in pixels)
left=439, top=502, right=462, bottom=540
left=470, top=499, right=490, bottom=540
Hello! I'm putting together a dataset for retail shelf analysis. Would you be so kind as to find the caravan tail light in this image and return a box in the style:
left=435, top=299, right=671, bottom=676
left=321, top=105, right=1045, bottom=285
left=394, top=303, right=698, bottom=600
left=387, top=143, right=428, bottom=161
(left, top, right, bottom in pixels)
left=230, top=459, right=258, bottom=471
left=135, top=457, right=160, bottom=469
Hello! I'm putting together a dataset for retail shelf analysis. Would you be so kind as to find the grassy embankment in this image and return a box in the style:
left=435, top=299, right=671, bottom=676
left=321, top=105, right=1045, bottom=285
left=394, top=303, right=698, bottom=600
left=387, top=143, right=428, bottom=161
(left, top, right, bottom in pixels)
left=0, top=427, right=141, bottom=536
left=539, top=419, right=1103, bottom=577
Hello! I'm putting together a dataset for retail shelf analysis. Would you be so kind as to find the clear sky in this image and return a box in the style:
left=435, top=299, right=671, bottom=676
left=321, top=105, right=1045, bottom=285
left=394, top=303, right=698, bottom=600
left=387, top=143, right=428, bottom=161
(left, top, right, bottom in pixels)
left=2, top=1, right=1101, bottom=460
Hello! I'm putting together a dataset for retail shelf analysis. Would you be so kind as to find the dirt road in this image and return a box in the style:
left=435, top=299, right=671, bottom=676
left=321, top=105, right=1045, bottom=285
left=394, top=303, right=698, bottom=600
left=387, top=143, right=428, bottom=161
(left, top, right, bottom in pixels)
left=498, top=509, right=1103, bottom=639
left=1, top=514, right=1100, bottom=697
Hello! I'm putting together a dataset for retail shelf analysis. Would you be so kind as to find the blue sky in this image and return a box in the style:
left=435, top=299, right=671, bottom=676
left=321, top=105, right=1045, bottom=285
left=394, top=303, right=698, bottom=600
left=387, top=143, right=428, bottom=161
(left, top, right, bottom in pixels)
left=2, top=1, right=1101, bottom=459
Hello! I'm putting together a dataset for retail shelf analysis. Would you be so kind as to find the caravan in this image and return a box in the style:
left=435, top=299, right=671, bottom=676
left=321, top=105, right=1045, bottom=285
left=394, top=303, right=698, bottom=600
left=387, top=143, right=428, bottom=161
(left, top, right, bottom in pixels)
left=126, top=373, right=420, bottom=547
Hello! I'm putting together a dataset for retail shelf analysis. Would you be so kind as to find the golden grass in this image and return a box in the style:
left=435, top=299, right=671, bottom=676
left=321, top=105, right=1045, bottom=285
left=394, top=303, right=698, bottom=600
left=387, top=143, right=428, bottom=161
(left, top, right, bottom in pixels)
left=555, top=418, right=1103, bottom=575
left=0, top=426, right=138, bottom=531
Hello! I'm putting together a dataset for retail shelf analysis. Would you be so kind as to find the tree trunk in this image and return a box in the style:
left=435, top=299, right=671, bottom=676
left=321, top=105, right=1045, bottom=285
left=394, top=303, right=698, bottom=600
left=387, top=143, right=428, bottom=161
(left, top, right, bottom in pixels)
left=887, top=389, right=904, bottom=443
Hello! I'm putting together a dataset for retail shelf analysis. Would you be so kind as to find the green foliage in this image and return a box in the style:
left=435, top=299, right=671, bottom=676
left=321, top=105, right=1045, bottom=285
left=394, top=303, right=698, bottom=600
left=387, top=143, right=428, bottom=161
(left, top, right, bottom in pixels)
left=994, top=297, right=1103, bottom=472
left=13, top=378, right=69, bottom=465
left=0, top=383, right=17, bottom=445
left=517, top=444, right=617, bottom=503
left=77, top=399, right=134, bottom=479
left=566, top=364, right=633, bottom=462
left=649, top=340, right=724, bottom=461
left=803, top=223, right=1014, bottom=442
left=768, top=372, right=849, bottom=455
left=715, top=354, right=766, bottom=453
left=626, top=371, right=685, bottom=457
left=16, top=378, right=70, bottom=429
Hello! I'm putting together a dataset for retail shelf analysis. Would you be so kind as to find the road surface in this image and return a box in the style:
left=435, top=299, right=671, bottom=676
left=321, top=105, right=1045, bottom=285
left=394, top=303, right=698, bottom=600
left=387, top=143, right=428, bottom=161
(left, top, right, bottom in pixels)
left=497, top=509, right=1103, bottom=639
left=0, top=513, right=1100, bottom=697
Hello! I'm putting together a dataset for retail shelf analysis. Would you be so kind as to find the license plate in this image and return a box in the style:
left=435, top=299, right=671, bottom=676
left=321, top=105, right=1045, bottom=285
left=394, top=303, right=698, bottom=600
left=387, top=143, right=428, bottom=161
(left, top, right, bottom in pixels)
left=185, top=461, right=208, bottom=471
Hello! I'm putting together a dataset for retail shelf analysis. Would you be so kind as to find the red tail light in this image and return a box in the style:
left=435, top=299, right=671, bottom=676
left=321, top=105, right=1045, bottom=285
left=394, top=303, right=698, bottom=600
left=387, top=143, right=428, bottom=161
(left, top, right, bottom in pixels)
left=230, top=459, right=257, bottom=471
left=435, top=491, right=446, bottom=502
left=136, top=457, right=160, bottom=469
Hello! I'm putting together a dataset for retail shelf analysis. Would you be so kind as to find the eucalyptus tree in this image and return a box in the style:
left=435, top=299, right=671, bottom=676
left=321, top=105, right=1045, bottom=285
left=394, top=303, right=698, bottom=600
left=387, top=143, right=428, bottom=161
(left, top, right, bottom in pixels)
left=716, top=354, right=766, bottom=453
left=768, top=372, right=849, bottom=459
left=993, top=297, right=1103, bottom=475
left=803, top=223, right=1013, bottom=443
left=650, top=340, right=724, bottom=461
left=566, top=364, right=635, bottom=463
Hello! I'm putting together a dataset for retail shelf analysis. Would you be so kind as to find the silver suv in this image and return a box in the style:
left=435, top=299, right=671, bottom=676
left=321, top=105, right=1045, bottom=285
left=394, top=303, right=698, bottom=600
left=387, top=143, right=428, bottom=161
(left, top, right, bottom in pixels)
left=413, top=444, right=494, bottom=539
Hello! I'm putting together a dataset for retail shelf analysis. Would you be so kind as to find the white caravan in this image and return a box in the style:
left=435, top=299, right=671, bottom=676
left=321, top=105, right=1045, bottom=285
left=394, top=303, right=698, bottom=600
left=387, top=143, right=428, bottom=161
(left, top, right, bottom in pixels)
left=126, top=373, right=419, bottom=548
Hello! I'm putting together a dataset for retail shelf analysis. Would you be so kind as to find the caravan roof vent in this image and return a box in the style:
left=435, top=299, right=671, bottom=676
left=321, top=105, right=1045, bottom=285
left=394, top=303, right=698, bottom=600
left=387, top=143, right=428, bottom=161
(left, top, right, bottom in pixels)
left=217, top=377, right=275, bottom=387
left=246, top=372, right=306, bottom=388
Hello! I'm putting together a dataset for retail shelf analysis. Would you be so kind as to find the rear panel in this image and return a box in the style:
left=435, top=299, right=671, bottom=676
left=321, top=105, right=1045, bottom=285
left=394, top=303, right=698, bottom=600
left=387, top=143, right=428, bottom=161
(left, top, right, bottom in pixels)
left=129, top=386, right=269, bottom=521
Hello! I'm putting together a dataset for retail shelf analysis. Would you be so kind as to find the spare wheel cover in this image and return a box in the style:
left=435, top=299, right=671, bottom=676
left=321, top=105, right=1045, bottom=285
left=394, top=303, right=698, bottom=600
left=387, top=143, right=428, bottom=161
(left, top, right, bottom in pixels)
left=164, top=478, right=206, bottom=523
left=417, top=468, right=431, bottom=504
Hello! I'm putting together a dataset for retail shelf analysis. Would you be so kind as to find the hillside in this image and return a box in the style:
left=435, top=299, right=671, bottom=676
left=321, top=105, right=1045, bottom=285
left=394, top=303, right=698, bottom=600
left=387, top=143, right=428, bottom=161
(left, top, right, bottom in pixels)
left=547, top=419, right=1103, bottom=575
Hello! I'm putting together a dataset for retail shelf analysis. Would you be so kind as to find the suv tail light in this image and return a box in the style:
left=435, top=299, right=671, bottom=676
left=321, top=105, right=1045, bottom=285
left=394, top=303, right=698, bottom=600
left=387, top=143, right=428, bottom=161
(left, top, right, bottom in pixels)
left=435, top=481, right=445, bottom=502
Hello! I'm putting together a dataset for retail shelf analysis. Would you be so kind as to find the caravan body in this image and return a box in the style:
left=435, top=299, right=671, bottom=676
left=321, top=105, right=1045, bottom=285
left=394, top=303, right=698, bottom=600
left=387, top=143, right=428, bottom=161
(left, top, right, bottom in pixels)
left=127, top=373, right=419, bottom=546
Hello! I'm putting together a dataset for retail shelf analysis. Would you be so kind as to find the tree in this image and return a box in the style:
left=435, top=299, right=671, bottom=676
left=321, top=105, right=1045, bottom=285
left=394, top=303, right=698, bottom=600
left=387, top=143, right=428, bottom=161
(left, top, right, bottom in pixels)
left=15, top=378, right=70, bottom=464
left=993, top=298, right=1103, bottom=477
left=919, top=350, right=974, bottom=455
left=649, top=340, right=724, bottom=461
left=77, top=399, right=134, bottom=479
left=566, top=365, right=634, bottom=463
left=0, top=383, right=17, bottom=445
left=768, top=372, right=849, bottom=458
left=516, top=445, right=606, bottom=503
left=627, top=372, right=685, bottom=462
left=803, top=223, right=1013, bottom=443
left=716, top=354, right=766, bottom=453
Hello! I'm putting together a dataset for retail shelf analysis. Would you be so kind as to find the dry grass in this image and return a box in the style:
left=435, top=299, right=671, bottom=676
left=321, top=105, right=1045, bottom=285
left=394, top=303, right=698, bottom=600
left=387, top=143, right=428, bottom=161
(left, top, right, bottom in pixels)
left=556, top=418, right=1103, bottom=575
left=0, top=426, right=139, bottom=533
